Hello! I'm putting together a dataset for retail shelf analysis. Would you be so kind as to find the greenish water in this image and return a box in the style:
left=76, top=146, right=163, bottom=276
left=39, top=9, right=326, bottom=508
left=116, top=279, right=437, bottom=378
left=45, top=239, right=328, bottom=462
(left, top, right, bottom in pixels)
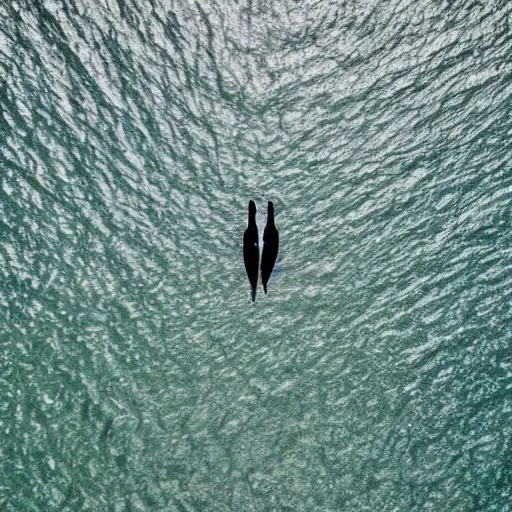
left=1, top=1, right=512, bottom=510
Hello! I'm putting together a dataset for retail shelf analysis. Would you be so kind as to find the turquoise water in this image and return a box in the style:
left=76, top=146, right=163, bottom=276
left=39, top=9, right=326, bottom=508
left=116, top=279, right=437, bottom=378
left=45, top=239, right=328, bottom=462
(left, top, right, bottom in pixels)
left=2, top=1, right=512, bottom=510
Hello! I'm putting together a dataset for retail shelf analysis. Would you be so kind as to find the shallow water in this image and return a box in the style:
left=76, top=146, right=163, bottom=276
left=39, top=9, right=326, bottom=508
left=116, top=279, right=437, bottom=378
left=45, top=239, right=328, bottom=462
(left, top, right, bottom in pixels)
left=1, top=0, right=512, bottom=510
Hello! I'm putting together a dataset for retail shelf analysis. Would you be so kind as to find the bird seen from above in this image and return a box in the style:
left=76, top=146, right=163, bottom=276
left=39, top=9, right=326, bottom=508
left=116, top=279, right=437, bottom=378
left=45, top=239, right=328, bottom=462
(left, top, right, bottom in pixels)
left=261, top=201, right=279, bottom=295
left=243, top=200, right=259, bottom=302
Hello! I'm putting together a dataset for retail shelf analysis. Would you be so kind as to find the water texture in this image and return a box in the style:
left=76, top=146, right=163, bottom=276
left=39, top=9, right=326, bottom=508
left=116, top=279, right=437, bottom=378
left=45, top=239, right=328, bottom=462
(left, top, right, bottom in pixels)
left=1, top=0, right=512, bottom=510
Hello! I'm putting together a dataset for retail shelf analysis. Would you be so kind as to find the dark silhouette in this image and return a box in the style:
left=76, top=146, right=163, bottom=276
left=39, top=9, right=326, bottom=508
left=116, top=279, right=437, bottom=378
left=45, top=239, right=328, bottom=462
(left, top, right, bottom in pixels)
left=261, top=201, right=279, bottom=294
left=243, top=200, right=259, bottom=302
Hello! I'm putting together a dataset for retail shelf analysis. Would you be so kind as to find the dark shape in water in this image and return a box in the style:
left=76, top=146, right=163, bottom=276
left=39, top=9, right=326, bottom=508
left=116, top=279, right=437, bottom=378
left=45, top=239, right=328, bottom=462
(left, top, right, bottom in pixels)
left=261, top=201, right=279, bottom=294
left=243, top=200, right=259, bottom=302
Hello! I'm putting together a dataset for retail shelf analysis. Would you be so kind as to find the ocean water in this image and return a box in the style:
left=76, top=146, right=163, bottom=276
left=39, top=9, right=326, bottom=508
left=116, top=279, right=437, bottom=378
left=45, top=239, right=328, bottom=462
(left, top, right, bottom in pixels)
left=1, top=0, right=512, bottom=510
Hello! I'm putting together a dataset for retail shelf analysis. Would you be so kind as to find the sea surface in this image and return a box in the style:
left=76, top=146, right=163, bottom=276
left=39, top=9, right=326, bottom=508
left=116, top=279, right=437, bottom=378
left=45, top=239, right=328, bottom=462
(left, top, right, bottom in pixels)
left=2, top=0, right=512, bottom=510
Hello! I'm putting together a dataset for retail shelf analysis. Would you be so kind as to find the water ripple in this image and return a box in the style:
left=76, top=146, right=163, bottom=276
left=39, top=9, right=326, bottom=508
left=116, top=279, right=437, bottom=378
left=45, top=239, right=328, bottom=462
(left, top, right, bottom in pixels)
left=1, top=0, right=512, bottom=510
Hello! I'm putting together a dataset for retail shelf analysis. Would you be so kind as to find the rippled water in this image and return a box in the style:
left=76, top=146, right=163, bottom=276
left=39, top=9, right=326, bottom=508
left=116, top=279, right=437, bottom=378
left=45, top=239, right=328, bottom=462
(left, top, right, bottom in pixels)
left=2, top=0, right=512, bottom=510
